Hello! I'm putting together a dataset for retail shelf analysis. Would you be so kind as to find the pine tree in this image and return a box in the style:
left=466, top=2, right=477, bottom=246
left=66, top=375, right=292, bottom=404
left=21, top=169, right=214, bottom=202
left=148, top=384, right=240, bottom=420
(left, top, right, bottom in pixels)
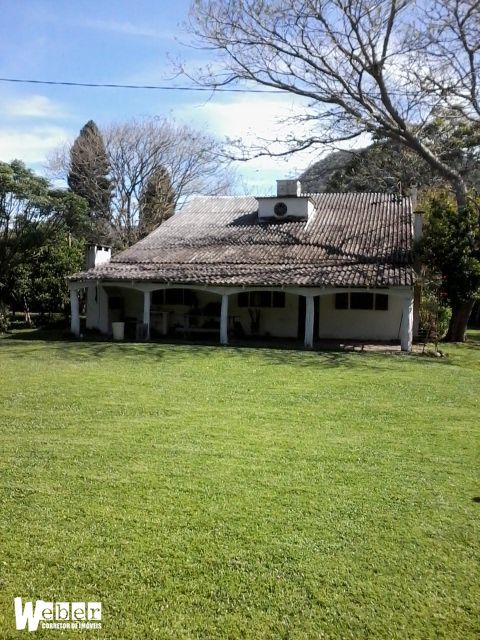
left=68, top=120, right=112, bottom=241
left=138, top=167, right=175, bottom=239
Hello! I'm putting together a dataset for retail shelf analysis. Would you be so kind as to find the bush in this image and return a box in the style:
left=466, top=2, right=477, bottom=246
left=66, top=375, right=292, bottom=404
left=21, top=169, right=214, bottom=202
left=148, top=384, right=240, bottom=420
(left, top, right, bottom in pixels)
left=419, top=285, right=452, bottom=350
left=0, top=302, right=11, bottom=333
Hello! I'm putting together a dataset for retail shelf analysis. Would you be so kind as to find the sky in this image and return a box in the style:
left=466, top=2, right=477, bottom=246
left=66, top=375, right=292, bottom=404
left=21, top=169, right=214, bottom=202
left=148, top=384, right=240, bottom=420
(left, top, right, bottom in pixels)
left=0, top=0, right=324, bottom=194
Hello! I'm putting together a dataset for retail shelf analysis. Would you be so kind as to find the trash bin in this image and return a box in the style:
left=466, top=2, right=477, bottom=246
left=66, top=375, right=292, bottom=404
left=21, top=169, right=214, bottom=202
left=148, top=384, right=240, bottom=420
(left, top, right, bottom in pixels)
left=112, top=321, right=125, bottom=341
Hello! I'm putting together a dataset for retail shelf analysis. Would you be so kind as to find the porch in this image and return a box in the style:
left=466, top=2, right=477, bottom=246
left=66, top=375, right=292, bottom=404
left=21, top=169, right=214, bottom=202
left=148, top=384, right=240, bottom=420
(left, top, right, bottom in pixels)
left=69, top=283, right=415, bottom=351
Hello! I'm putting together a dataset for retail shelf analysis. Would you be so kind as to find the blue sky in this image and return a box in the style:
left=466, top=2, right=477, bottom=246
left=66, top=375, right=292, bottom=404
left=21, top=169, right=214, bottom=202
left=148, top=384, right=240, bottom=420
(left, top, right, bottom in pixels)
left=0, top=0, right=317, bottom=194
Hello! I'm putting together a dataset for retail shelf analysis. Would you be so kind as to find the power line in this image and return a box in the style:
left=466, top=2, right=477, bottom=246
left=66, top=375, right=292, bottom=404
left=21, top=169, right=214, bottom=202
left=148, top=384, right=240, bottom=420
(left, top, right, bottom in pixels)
left=0, top=76, right=284, bottom=93
left=0, top=76, right=448, bottom=99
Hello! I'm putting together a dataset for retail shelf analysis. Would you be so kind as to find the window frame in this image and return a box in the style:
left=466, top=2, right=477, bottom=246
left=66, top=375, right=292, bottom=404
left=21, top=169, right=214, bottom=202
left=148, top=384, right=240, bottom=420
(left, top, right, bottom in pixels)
left=237, top=291, right=286, bottom=309
left=335, top=292, right=389, bottom=311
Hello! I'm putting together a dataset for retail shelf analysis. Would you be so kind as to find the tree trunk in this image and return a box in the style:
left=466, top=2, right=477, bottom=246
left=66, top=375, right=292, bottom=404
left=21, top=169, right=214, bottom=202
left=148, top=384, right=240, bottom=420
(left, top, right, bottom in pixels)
left=23, top=296, right=32, bottom=327
left=444, top=299, right=475, bottom=342
left=453, top=178, right=468, bottom=213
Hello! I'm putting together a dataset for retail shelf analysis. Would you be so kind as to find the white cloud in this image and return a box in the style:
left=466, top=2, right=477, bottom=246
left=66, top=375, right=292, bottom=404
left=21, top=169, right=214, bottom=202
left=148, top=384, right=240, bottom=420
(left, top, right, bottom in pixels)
left=177, top=94, right=323, bottom=193
left=0, top=126, right=70, bottom=165
left=3, top=95, right=68, bottom=119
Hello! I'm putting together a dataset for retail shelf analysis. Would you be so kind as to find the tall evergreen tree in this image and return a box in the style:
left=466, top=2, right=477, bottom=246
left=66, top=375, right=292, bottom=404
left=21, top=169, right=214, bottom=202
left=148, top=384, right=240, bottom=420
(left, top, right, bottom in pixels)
left=138, top=167, right=175, bottom=239
left=68, top=120, right=112, bottom=241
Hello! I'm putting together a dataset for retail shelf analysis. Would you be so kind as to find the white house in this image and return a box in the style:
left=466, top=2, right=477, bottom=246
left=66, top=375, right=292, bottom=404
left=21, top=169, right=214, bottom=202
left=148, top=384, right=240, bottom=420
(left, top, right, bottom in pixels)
left=68, top=181, right=421, bottom=351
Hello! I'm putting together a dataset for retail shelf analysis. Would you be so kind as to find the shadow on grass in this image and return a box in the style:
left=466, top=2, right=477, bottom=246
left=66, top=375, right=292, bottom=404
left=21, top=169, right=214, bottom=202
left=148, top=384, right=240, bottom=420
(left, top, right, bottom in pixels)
left=1, top=327, right=461, bottom=370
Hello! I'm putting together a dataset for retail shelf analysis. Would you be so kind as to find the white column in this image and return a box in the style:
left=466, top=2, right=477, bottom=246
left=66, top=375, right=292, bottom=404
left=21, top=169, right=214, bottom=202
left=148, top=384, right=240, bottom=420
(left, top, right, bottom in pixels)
left=220, top=294, right=229, bottom=345
left=400, top=295, right=414, bottom=352
left=70, top=289, right=80, bottom=337
left=143, top=290, right=151, bottom=340
left=304, top=295, right=315, bottom=348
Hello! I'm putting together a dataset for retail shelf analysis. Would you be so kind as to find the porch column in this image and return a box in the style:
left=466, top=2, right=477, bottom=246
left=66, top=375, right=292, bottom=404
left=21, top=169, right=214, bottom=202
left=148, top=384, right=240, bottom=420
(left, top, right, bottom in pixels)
left=304, top=294, right=315, bottom=349
left=220, top=294, right=229, bottom=345
left=400, top=295, right=414, bottom=352
left=70, top=289, right=80, bottom=337
left=143, top=290, right=151, bottom=340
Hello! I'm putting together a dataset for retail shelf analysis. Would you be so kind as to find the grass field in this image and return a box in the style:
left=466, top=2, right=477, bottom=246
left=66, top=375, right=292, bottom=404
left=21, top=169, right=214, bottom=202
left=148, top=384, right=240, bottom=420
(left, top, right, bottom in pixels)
left=0, top=333, right=479, bottom=639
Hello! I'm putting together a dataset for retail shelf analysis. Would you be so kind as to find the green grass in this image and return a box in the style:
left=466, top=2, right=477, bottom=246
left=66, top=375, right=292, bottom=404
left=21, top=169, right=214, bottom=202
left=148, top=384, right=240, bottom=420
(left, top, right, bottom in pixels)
left=0, top=333, right=479, bottom=639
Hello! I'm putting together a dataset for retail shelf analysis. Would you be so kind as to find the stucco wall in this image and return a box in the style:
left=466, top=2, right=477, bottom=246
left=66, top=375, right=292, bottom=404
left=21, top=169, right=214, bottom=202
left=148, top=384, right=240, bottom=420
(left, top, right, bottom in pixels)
left=318, top=292, right=403, bottom=340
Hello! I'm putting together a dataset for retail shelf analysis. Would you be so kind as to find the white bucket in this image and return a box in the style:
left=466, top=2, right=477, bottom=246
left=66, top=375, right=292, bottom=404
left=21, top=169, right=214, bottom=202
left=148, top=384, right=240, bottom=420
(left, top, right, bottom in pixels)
left=112, top=322, right=125, bottom=341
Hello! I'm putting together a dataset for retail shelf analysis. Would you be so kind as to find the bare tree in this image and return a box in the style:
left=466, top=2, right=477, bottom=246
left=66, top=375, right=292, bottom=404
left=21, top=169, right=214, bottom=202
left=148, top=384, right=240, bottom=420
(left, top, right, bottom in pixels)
left=189, top=0, right=479, bottom=208
left=50, top=117, right=236, bottom=248
left=189, top=0, right=480, bottom=339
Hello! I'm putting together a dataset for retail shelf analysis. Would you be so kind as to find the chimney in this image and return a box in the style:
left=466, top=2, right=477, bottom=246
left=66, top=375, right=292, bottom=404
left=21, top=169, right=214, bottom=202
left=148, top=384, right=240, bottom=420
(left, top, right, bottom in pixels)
left=276, top=179, right=302, bottom=197
left=85, top=244, right=111, bottom=270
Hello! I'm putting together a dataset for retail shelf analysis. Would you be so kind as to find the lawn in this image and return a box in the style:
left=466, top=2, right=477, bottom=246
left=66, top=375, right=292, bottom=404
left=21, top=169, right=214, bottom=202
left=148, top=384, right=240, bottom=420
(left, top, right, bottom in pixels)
left=0, top=334, right=479, bottom=639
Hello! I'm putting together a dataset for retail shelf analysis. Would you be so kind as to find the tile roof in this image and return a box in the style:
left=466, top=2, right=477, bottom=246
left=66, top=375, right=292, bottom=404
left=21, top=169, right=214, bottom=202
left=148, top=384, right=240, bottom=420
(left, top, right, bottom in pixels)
left=70, top=193, right=416, bottom=288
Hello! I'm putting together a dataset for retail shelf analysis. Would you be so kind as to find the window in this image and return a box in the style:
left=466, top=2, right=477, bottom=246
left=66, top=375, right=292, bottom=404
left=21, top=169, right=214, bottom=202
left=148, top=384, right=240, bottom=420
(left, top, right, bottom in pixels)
left=151, top=289, right=197, bottom=306
left=335, top=292, right=389, bottom=311
left=350, top=292, right=374, bottom=310
left=237, top=291, right=286, bottom=308
left=375, top=294, right=389, bottom=311
left=335, top=292, right=349, bottom=310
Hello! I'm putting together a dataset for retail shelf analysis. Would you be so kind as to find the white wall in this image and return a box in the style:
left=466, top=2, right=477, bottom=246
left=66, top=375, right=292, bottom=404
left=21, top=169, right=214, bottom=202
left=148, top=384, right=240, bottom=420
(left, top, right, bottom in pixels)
left=318, top=292, right=403, bottom=340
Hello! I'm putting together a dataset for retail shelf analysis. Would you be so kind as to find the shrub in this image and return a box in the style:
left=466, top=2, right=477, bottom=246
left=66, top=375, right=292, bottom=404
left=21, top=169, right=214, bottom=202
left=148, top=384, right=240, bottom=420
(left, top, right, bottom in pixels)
left=0, top=302, right=11, bottom=333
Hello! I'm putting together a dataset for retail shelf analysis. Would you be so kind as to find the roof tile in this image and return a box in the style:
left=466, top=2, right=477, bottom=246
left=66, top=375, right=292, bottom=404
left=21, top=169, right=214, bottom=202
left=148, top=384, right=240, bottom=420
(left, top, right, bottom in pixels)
left=70, top=193, right=415, bottom=288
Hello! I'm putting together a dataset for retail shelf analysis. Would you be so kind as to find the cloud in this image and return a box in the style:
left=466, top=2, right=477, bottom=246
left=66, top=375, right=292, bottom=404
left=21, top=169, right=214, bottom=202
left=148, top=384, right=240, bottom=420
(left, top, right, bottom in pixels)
left=0, top=125, right=70, bottom=165
left=3, top=95, right=68, bottom=119
left=76, top=18, right=172, bottom=40
left=177, top=94, right=321, bottom=192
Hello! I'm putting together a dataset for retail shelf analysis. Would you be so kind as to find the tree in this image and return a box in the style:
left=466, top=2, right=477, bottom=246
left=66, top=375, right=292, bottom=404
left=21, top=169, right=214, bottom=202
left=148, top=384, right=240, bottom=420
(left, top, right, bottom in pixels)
left=15, top=232, right=85, bottom=319
left=52, top=117, right=235, bottom=248
left=189, top=0, right=480, bottom=334
left=189, top=0, right=480, bottom=205
left=104, top=118, right=235, bottom=247
left=0, top=160, right=88, bottom=318
left=138, top=167, right=175, bottom=239
left=302, top=142, right=431, bottom=194
left=419, top=192, right=480, bottom=342
left=302, top=113, right=480, bottom=194
left=68, top=120, right=112, bottom=241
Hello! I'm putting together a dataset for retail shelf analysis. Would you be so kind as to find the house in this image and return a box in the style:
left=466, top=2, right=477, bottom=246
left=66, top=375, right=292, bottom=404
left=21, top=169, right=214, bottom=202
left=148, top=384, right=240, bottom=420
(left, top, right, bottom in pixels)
left=68, top=180, right=421, bottom=351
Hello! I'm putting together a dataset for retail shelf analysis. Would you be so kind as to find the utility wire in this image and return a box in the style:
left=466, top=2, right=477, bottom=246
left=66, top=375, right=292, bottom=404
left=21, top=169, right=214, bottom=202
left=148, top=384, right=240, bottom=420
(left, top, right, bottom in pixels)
left=0, top=77, right=283, bottom=93
left=0, top=76, right=425, bottom=97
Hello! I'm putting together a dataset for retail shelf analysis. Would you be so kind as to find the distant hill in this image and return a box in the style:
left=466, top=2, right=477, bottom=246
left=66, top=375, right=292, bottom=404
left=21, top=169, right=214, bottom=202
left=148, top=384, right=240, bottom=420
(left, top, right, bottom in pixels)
left=299, top=149, right=365, bottom=192
left=299, top=141, right=480, bottom=195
